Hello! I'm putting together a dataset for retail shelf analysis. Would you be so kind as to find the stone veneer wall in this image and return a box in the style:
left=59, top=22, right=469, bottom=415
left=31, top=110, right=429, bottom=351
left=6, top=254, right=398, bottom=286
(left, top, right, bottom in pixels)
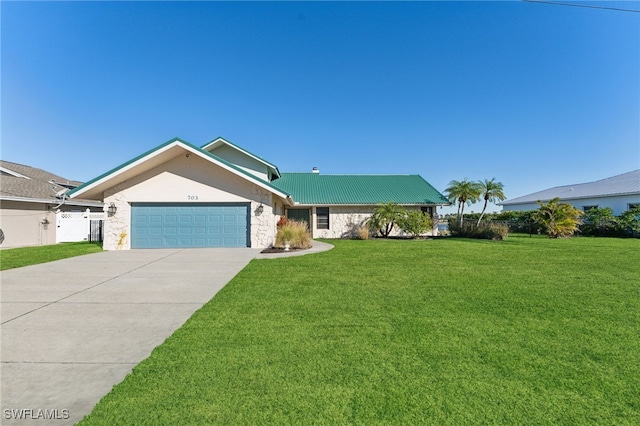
left=312, top=206, right=374, bottom=239
left=249, top=187, right=278, bottom=249
left=103, top=184, right=132, bottom=250
left=312, top=205, right=438, bottom=239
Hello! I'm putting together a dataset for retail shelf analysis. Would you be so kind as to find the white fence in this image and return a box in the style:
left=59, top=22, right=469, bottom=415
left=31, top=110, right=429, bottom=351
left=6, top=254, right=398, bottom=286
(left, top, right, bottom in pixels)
left=56, top=209, right=105, bottom=243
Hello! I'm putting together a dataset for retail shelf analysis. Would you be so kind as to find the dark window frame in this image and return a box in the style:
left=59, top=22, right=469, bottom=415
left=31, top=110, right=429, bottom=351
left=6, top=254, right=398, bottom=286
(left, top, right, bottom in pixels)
left=316, top=207, right=329, bottom=230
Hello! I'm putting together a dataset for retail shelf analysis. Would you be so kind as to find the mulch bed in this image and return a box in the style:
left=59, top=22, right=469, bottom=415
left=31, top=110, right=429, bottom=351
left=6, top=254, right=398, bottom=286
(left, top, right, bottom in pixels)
left=260, top=247, right=309, bottom=254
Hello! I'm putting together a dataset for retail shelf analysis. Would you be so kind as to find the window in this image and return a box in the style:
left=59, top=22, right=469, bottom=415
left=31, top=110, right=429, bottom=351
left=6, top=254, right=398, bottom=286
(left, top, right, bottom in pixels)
left=316, top=207, right=329, bottom=229
left=583, top=205, right=598, bottom=212
left=629, top=203, right=639, bottom=210
left=421, top=206, right=434, bottom=216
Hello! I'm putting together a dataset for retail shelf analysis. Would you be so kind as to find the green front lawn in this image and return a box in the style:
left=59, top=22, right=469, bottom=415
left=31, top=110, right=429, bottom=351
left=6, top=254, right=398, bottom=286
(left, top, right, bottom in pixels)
left=81, top=236, right=639, bottom=424
left=0, top=242, right=103, bottom=270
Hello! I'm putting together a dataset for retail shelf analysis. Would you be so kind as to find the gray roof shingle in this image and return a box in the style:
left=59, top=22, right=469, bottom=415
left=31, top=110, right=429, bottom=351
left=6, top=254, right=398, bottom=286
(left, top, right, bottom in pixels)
left=502, top=170, right=640, bottom=205
left=0, top=160, right=101, bottom=204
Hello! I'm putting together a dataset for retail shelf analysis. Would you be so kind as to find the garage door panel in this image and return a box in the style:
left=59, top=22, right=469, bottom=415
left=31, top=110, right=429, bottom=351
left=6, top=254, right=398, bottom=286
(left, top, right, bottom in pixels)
left=131, top=203, right=249, bottom=248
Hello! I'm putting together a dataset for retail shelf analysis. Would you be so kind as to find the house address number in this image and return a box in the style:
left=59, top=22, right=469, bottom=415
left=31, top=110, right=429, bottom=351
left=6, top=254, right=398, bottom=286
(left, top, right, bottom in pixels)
left=188, top=195, right=199, bottom=200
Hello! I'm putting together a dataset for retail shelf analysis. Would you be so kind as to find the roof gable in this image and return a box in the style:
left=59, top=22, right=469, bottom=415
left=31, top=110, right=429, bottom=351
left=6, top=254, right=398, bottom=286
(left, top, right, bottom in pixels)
left=67, top=138, right=290, bottom=201
left=201, top=137, right=281, bottom=180
left=503, top=170, right=640, bottom=205
left=272, top=173, right=449, bottom=205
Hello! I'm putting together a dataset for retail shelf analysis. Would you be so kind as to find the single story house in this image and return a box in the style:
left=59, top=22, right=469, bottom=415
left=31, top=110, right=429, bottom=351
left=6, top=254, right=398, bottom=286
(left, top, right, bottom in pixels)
left=0, top=160, right=104, bottom=248
left=68, top=137, right=449, bottom=250
left=501, top=170, right=640, bottom=215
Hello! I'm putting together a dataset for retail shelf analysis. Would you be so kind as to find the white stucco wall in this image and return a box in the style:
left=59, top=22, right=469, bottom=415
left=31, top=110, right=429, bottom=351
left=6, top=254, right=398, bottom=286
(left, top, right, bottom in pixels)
left=502, top=194, right=640, bottom=216
left=0, top=201, right=102, bottom=249
left=101, top=154, right=281, bottom=250
left=0, top=201, right=56, bottom=248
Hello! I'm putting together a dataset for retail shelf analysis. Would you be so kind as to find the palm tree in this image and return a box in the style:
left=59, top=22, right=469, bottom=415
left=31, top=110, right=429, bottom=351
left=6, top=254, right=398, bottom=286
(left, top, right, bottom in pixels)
left=476, top=178, right=506, bottom=226
left=532, top=197, right=584, bottom=238
left=368, top=201, right=404, bottom=237
left=444, top=179, right=482, bottom=226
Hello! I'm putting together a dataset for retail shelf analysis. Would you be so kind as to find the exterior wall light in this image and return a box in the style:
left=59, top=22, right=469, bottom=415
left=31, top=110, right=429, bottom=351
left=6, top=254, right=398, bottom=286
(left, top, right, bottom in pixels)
left=255, top=204, right=264, bottom=216
left=107, top=203, right=117, bottom=217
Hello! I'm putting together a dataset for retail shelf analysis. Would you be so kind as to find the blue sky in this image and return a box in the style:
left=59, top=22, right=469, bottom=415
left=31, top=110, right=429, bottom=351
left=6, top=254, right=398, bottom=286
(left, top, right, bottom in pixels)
left=2, top=1, right=638, bottom=213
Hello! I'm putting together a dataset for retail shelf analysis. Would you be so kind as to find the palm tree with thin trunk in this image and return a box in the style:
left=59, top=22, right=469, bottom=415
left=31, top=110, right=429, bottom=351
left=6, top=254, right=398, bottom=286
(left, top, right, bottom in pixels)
left=476, top=178, right=506, bottom=226
left=368, top=201, right=404, bottom=237
left=445, top=179, right=482, bottom=226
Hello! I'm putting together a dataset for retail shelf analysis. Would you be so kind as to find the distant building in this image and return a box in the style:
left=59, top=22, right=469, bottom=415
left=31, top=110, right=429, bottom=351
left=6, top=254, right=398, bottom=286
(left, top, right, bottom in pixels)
left=501, top=170, right=640, bottom=215
left=0, top=161, right=103, bottom=248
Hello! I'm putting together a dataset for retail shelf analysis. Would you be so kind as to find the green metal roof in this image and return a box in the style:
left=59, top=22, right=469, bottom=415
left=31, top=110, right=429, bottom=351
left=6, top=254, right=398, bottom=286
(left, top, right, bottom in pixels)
left=272, top=173, right=449, bottom=205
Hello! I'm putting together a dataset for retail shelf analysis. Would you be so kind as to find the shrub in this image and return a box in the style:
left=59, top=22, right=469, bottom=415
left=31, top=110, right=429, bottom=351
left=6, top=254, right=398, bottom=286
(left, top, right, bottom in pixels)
left=275, top=220, right=312, bottom=249
left=356, top=226, right=370, bottom=240
left=276, top=215, right=288, bottom=228
left=580, top=207, right=618, bottom=237
left=476, top=222, right=509, bottom=240
left=397, top=210, right=433, bottom=238
left=532, top=198, right=583, bottom=238
left=448, top=218, right=509, bottom=240
left=617, top=206, right=640, bottom=237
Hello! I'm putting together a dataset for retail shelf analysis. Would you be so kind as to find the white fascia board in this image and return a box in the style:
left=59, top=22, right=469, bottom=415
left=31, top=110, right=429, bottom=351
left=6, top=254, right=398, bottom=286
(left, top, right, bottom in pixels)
left=69, top=140, right=186, bottom=199
left=0, top=195, right=103, bottom=207
left=202, top=138, right=280, bottom=175
left=0, top=166, right=31, bottom=179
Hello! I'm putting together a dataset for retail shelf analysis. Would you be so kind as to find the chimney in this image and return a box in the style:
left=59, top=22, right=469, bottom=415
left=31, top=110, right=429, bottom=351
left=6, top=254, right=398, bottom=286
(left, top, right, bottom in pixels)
left=312, top=167, right=320, bottom=174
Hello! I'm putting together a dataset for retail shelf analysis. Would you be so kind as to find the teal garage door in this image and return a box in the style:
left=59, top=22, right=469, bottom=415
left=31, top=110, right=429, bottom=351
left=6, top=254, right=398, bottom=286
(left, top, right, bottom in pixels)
left=131, top=203, right=249, bottom=248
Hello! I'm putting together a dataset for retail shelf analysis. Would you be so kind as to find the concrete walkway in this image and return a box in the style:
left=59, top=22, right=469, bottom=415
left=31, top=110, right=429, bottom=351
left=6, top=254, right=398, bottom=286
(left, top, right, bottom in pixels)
left=0, top=242, right=334, bottom=425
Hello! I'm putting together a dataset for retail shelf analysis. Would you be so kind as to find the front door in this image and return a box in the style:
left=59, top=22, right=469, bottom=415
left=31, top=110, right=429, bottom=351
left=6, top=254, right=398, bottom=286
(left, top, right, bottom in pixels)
left=286, top=209, right=311, bottom=228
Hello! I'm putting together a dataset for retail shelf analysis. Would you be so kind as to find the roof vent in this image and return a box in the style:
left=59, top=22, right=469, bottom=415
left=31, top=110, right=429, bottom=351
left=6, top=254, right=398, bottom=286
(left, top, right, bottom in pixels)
left=312, top=167, right=320, bottom=174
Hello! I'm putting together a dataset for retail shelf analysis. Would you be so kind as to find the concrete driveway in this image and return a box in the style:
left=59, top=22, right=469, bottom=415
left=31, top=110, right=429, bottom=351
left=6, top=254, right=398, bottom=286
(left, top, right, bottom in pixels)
left=1, top=248, right=260, bottom=425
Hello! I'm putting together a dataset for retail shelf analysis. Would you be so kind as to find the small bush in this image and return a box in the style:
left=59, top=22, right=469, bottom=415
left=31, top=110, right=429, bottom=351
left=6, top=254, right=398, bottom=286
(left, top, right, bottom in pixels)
left=397, top=210, right=433, bottom=238
left=275, top=220, right=312, bottom=249
left=357, top=226, right=370, bottom=240
left=448, top=219, right=508, bottom=240
left=476, top=222, right=509, bottom=240
left=276, top=215, right=287, bottom=228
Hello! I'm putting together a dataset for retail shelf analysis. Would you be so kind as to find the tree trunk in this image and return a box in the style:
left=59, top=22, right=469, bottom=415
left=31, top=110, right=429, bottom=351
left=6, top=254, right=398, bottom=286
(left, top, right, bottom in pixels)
left=477, top=199, right=489, bottom=226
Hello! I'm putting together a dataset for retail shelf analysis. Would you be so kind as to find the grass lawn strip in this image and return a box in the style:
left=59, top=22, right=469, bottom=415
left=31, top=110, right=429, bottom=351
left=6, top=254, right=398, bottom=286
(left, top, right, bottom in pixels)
left=0, top=242, right=103, bottom=270
left=80, top=236, right=640, bottom=424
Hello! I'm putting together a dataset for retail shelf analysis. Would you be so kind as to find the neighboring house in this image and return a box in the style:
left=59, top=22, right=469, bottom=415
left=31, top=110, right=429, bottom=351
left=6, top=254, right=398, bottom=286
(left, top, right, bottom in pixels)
left=0, top=161, right=104, bottom=248
left=501, top=170, right=640, bottom=215
left=68, top=137, right=449, bottom=250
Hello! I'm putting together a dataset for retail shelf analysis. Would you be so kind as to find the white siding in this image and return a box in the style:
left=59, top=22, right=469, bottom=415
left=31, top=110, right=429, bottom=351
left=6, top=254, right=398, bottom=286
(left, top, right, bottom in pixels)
left=503, top=194, right=639, bottom=216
